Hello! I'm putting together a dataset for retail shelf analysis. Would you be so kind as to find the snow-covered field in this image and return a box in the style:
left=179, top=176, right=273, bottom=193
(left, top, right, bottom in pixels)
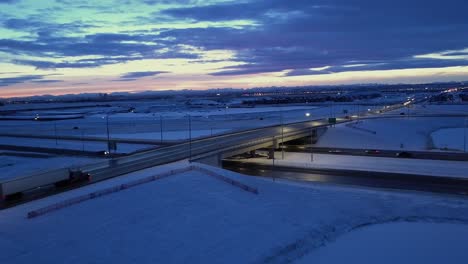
left=297, top=222, right=468, bottom=264
left=315, top=117, right=467, bottom=151
left=406, top=104, right=468, bottom=115
left=90, top=129, right=230, bottom=141
left=431, top=127, right=468, bottom=151
left=0, top=104, right=377, bottom=140
left=0, top=153, right=97, bottom=180
left=0, top=103, right=368, bottom=177
left=0, top=136, right=153, bottom=153
left=245, top=152, right=468, bottom=178
left=1, top=162, right=468, bottom=263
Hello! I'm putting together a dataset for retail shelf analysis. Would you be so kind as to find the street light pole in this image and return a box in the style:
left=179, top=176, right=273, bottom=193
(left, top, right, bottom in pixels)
left=106, top=114, right=110, bottom=154
left=310, top=128, right=314, bottom=162
left=464, top=117, right=467, bottom=152
left=54, top=122, right=58, bottom=146
left=280, top=108, right=284, bottom=160
left=159, top=115, right=163, bottom=144
left=188, top=114, right=192, bottom=163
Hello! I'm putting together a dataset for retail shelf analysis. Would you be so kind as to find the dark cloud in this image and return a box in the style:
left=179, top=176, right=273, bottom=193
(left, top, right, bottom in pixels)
left=121, top=71, right=168, bottom=79
left=31, top=80, right=64, bottom=84
left=160, top=0, right=468, bottom=75
left=162, top=3, right=262, bottom=22
left=0, top=75, right=45, bottom=86
left=4, top=32, right=200, bottom=69
left=284, top=59, right=468, bottom=77
left=2, top=0, right=468, bottom=76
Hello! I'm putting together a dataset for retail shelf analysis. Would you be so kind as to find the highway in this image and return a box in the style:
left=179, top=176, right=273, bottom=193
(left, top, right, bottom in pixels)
left=0, top=115, right=343, bottom=208
left=283, top=146, right=468, bottom=161
left=222, top=160, right=468, bottom=196
left=0, top=98, right=453, bottom=206
left=0, top=133, right=169, bottom=145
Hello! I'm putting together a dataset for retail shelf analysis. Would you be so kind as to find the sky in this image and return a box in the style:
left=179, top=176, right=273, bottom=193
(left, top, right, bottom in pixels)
left=0, top=0, right=468, bottom=97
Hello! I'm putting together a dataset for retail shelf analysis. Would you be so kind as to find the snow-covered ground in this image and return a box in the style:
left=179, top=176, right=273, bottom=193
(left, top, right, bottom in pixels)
left=297, top=222, right=468, bottom=264
left=244, top=152, right=468, bottom=178
left=1, top=162, right=468, bottom=263
left=0, top=153, right=97, bottom=180
left=135, top=105, right=322, bottom=118
left=0, top=103, right=375, bottom=177
left=0, top=104, right=378, bottom=140
left=431, top=127, right=468, bottom=151
left=315, top=117, right=467, bottom=151
left=90, top=129, right=230, bottom=141
left=0, top=136, right=153, bottom=153
left=407, top=104, right=468, bottom=115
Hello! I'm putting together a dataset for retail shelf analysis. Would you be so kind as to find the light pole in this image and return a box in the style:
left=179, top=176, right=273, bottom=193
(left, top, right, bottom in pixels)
left=54, top=122, right=58, bottom=146
left=81, top=129, right=85, bottom=152
left=310, top=127, right=314, bottom=162
left=280, top=107, right=284, bottom=160
left=188, top=114, right=192, bottom=163
left=105, top=114, right=110, bottom=154
left=159, top=115, right=163, bottom=144
left=464, top=117, right=467, bottom=152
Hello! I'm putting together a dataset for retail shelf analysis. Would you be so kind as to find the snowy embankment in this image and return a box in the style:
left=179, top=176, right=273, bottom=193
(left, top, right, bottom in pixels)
left=1, top=161, right=468, bottom=263
left=315, top=117, right=466, bottom=151
left=247, top=152, right=468, bottom=178
left=431, top=127, right=468, bottom=151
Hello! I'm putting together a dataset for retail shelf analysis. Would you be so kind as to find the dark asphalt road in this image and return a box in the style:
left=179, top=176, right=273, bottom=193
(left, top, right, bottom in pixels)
left=222, top=160, right=468, bottom=196
left=283, top=146, right=468, bottom=161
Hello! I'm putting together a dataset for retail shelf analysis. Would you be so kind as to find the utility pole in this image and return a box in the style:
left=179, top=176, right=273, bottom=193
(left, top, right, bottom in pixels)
left=464, top=117, right=467, bottom=152
left=106, top=114, right=110, bottom=154
left=280, top=108, right=284, bottom=160
left=310, top=128, right=314, bottom=162
left=54, top=122, right=58, bottom=146
left=160, top=115, right=163, bottom=144
left=81, top=129, right=85, bottom=152
left=272, top=137, right=276, bottom=181
left=188, top=114, right=192, bottom=163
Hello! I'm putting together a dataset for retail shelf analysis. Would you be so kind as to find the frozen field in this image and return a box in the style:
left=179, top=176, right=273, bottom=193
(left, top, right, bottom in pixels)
left=0, top=136, right=153, bottom=153
left=431, top=127, right=468, bottom=151
left=0, top=104, right=378, bottom=140
left=407, top=104, right=468, bottom=115
left=1, top=162, right=468, bottom=263
left=91, top=129, right=230, bottom=141
left=0, top=153, right=97, bottom=180
left=315, top=116, right=467, bottom=151
left=245, top=152, right=468, bottom=178
left=297, top=222, right=468, bottom=264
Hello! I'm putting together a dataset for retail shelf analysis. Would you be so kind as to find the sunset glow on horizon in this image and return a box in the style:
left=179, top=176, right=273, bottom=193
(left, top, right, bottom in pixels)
left=1, top=0, right=467, bottom=98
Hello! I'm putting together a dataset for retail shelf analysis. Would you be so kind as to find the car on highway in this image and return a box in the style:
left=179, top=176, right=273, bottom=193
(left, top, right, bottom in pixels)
left=96, top=150, right=110, bottom=156
left=396, top=152, right=412, bottom=158
left=365, top=149, right=381, bottom=155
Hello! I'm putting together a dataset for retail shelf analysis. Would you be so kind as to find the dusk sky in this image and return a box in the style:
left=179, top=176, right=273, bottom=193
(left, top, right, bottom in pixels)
left=1, top=0, right=468, bottom=97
